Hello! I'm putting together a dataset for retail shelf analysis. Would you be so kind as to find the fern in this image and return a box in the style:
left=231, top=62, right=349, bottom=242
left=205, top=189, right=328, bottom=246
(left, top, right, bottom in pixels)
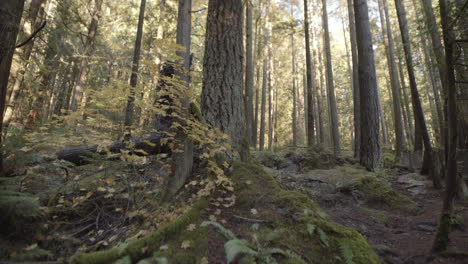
left=201, top=221, right=237, bottom=240
left=339, top=241, right=355, bottom=264
left=317, top=228, right=329, bottom=247
left=225, top=239, right=257, bottom=263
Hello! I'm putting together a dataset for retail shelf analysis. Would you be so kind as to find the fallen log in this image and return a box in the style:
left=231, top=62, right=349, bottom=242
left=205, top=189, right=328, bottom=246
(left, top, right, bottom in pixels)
left=56, top=134, right=171, bottom=165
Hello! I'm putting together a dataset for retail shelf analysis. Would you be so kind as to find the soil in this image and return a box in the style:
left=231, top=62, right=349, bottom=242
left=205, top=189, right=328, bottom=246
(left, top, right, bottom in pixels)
left=271, top=159, right=468, bottom=264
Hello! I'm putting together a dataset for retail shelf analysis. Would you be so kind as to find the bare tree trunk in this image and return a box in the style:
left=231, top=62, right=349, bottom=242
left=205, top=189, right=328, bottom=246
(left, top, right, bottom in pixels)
left=259, top=56, right=267, bottom=151
left=378, top=0, right=406, bottom=159
left=0, top=0, right=26, bottom=175
left=291, top=4, right=298, bottom=147
left=395, top=0, right=441, bottom=188
left=304, top=0, right=316, bottom=146
left=397, top=54, right=415, bottom=147
left=123, top=0, right=146, bottom=139
left=201, top=0, right=244, bottom=144
left=69, top=0, right=103, bottom=112
left=267, top=12, right=275, bottom=151
left=354, top=0, right=383, bottom=171
left=346, top=0, right=360, bottom=158
left=432, top=0, right=458, bottom=252
left=245, top=0, right=254, bottom=146
left=322, top=0, right=341, bottom=156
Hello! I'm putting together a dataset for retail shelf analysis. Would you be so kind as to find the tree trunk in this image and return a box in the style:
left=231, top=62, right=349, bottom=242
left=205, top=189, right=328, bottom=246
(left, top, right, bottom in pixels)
left=379, top=0, right=406, bottom=159
left=245, top=0, right=254, bottom=146
left=69, top=0, right=103, bottom=112
left=304, top=0, right=316, bottom=146
left=346, top=0, right=360, bottom=158
left=398, top=53, right=415, bottom=147
left=394, top=0, right=441, bottom=188
left=123, top=0, right=146, bottom=140
left=322, top=0, right=340, bottom=156
left=201, top=0, right=244, bottom=144
left=3, top=0, right=46, bottom=129
left=354, top=0, right=383, bottom=171
left=162, top=0, right=195, bottom=200
left=432, top=0, right=458, bottom=252
left=291, top=6, right=298, bottom=147
left=0, top=0, right=26, bottom=175
left=259, top=57, right=267, bottom=151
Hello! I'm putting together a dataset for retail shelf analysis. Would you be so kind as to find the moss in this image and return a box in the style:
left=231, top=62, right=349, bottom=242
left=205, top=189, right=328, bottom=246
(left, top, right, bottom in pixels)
left=376, top=212, right=389, bottom=226
left=438, top=250, right=468, bottom=258
left=70, top=199, right=208, bottom=264
left=0, top=190, right=43, bottom=234
left=230, top=162, right=380, bottom=264
left=11, top=248, right=53, bottom=262
left=254, top=151, right=288, bottom=169
left=341, top=173, right=417, bottom=213
left=383, top=152, right=396, bottom=168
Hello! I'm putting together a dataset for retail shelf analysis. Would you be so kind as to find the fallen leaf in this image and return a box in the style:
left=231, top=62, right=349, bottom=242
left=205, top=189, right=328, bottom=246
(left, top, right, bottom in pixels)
left=159, top=244, right=169, bottom=251
left=250, top=208, right=258, bottom=215
left=181, top=240, right=191, bottom=249
left=187, top=224, right=196, bottom=231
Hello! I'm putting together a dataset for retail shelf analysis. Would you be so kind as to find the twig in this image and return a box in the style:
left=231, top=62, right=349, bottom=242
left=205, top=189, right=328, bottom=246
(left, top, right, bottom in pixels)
left=15, top=21, right=47, bottom=48
left=233, top=215, right=269, bottom=223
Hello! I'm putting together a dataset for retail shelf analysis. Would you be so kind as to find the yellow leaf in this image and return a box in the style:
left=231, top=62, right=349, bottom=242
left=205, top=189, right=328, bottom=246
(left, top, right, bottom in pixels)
left=97, top=187, right=106, bottom=192
left=250, top=208, right=258, bottom=215
left=181, top=240, right=191, bottom=249
left=25, top=244, right=38, bottom=251
left=187, top=224, right=196, bottom=231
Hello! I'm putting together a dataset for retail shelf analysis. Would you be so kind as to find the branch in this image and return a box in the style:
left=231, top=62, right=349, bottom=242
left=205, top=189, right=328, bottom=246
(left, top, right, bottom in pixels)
left=15, top=20, right=47, bottom=49
left=191, top=8, right=206, bottom=13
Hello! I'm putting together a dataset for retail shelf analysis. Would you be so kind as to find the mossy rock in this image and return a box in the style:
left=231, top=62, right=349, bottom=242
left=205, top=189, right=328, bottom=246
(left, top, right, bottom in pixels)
left=255, top=151, right=288, bottom=169
left=230, top=162, right=380, bottom=264
left=70, top=199, right=208, bottom=264
left=0, top=190, right=43, bottom=234
left=340, top=174, right=417, bottom=213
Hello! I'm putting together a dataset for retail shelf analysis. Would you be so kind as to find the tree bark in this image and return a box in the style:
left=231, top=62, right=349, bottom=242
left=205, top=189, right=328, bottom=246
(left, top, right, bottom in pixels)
left=0, top=0, right=26, bottom=175
left=304, top=0, right=316, bottom=146
left=259, top=56, right=267, bottom=151
left=201, top=0, right=244, bottom=145
left=354, top=0, right=383, bottom=171
left=69, top=0, right=103, bottom=112
left=291, top=7, right=298, bottom=147
left=395, top=0, right=441, bottom=188
left=245, top=0, right=254, bottom=146
left=322, top=0, right=340, bottom=156
left=123, top=0, right=146, bottom=140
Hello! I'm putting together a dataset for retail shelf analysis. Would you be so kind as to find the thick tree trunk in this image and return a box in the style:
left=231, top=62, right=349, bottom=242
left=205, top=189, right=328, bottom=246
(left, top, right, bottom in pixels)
left=379, top=0, right=406, bottom=159
left=245, top=0, right=254, bottom=146
left=322, top=0, right=340, bottom=157
left=201, top=0, right=244, bottom=144
left=354, top=0, right=383, bottom=171
left=432, top=0, right=458, bottom=252
left=123, top=0, right=146, bottom=139
left=304, top=0, right=315, bottom=146
left=69, top=0, right=103, bottom=112
left=395, top=0, right=441, bottom=188
left=0, top=0, right=26, bottom=175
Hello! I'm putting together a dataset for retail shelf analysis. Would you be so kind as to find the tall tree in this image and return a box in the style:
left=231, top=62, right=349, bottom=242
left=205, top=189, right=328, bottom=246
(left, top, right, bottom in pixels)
left=162, top=0, right=194, bottom=199
left=433, top=0, right=458, bottom=252
left=379, top=0, right=406, bottom=159
left=303, top=0, right=316, bottom=146
left=0, top=0, right=26, bottom=174
left=201, top=0, right=244, bottom=144
left=69, top=0, right=103, bottom=112
left=322, top=0, right=340, bottom=156
left=4, top=0, right=46, bottom=129
left=123, top=0, right=146, bottom=140
left=259, top=56, right=267, bottom=151
left=291, top=3, right=298, bottom=147
left=346, top=0, right=360, bottom=158
left=245, top=0, right=254, bottom=146
left=394, top=0, right=441, bottom=188
left=354, top=0, right=383, bottom=171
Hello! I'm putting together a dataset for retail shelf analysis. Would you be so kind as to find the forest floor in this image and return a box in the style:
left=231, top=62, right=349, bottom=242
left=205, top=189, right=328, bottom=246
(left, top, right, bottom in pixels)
left=266, top=152, right=468, bottom=264
left=2, top=147, right=468, bottom=263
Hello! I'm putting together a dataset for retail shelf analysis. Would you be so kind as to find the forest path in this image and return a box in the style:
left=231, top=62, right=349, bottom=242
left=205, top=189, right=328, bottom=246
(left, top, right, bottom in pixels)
left=265, top=158, right=468, bottom=264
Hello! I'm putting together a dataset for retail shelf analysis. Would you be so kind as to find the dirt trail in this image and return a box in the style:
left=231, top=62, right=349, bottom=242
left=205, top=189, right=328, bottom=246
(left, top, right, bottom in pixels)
left=270, top=160, right=468, bottom=264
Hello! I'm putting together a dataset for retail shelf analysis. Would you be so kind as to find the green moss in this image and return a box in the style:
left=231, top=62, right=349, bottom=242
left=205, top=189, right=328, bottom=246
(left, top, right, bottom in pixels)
left=231, top=162, right=380, bottom=264
left=383, top=152, right=396, bottom=168
left=342, top=174, right=417, bottom=213
left=254, top=151, right=287, bottom=169
left=376, top=212, right=389, bottom=226
left=70, top=199, right=208, bottom=264
left=0, top=190, right=43, bottom=234
left=438, top=250, right=468, bottom=258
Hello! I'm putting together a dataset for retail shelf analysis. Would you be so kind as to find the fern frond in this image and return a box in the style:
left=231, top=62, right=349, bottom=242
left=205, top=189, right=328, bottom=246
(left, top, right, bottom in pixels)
left=224, top=239, right=257, bottom=263
left=201, top=221, right=237, bottom=240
